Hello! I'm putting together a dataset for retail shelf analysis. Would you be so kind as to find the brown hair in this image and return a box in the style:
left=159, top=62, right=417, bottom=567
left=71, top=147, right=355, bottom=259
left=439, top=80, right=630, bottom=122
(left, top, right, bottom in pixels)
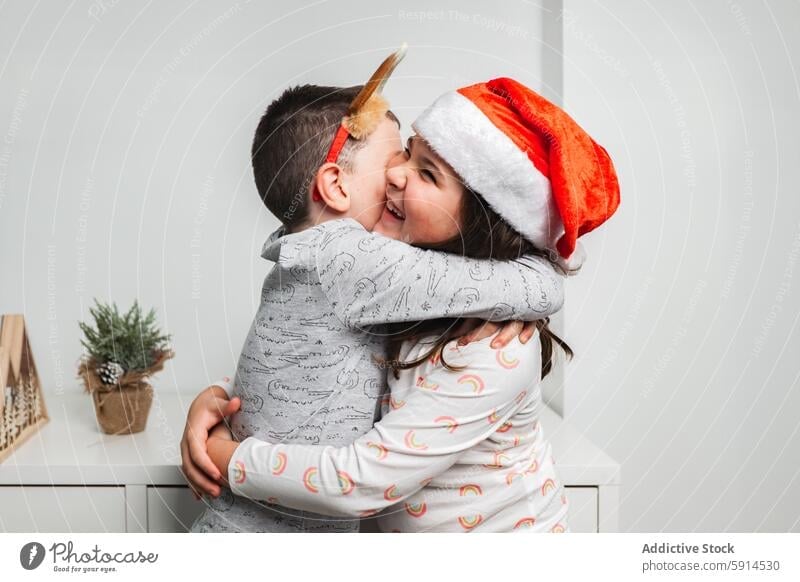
left=373, top=185, right=573, bottom=381
left=251, top=84, right=399, bottom=232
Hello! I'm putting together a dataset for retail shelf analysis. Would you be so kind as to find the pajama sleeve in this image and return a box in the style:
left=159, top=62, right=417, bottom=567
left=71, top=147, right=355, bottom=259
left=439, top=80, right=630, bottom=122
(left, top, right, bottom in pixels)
left=302, top=218, right=564, bottom=327
left=227, top=336, right=539, bottom=517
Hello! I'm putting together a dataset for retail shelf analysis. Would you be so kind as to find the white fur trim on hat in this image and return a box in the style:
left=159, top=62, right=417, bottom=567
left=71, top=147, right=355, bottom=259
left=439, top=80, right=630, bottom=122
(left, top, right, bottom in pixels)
left=412, top=91, right=578, bottom=271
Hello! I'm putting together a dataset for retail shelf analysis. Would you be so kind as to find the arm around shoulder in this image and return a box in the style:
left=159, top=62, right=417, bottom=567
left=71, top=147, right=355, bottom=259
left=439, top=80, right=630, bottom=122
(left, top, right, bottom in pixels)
left=312, top=219, right=565, bottom=327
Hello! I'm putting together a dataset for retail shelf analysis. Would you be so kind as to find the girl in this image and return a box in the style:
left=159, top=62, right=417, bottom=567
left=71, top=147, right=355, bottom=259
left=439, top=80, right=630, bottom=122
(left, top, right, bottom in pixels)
left=203, top=78, right=620, bottom=532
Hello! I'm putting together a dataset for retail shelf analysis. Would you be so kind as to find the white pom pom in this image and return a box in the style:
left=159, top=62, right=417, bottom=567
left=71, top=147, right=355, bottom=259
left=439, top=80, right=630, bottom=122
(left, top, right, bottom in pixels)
left=554, top=241, right=586, bottom=277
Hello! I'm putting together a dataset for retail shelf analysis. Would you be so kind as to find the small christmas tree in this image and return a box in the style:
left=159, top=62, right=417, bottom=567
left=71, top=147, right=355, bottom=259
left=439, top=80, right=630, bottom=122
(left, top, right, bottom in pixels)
left=79, top=299, right=172, bottom=383
left=77, top=300, right=174, bottom=435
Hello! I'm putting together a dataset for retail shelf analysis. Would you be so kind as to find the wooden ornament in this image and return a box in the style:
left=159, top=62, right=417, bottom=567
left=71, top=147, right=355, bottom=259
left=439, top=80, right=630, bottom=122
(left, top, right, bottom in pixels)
left=0, top=314, right=49, bottom=463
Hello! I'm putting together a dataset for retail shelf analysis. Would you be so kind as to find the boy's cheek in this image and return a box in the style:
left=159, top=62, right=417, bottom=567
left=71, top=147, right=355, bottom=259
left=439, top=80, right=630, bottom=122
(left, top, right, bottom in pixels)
left=365, top=180, right=390, bottom=227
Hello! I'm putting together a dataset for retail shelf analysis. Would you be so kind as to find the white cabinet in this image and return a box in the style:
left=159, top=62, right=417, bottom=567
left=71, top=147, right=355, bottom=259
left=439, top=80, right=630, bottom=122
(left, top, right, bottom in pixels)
left=147, top=486, right=205, bottom=533
left=564, top=487, right=597, bottom=533
left=0, top=486, right=126, bottom=533
left=0, top=392, right=620, bottom=533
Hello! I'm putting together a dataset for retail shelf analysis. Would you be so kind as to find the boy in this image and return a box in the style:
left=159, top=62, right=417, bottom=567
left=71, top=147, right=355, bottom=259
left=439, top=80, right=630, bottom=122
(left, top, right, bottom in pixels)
left=185, top=82, right=564, bottom=533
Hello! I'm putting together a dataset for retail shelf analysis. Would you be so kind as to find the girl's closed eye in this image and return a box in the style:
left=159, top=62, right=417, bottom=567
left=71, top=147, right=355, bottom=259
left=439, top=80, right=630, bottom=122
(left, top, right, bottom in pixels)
left=419, top=167, right=437, bottom=184
left=406, top=138, right=437, bottom=184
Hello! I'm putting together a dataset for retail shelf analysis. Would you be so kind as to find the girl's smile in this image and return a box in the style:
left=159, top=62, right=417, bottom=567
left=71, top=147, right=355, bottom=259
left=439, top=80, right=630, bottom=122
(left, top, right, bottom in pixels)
left=373, top=135, right=463, bottom=245
left=385, top=197, right=405, bottom=220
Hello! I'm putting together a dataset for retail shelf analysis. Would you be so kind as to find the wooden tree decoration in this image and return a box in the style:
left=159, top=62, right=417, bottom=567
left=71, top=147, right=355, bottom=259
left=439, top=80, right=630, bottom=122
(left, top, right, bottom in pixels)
left=0, top=314, right=49, bottom=463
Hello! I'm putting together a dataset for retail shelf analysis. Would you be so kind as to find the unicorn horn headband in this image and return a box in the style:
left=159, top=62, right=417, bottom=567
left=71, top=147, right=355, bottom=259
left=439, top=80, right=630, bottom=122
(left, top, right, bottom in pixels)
left=312, top=43, right=407, bottom=201
left=325, top=43, right=407, bottom=161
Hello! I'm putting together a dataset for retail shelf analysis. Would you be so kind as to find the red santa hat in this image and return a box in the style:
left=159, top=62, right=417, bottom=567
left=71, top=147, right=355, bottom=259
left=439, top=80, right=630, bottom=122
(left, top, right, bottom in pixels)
left=412, top=77, right=620, bottom=275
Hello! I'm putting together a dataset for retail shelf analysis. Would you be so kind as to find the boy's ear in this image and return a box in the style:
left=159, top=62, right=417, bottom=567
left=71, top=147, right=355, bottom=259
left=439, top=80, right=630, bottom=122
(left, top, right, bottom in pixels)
left=312, top=162, right=350, bottom=213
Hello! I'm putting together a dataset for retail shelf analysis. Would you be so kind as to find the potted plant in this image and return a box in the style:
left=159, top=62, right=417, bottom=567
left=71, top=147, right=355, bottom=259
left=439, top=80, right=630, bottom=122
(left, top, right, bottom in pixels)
left=77, top=299, right=174, bottom=435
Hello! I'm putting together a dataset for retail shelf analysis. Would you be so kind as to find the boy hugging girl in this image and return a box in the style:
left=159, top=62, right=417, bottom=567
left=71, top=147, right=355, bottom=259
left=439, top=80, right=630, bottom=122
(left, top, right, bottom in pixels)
left=182, top=49, right=619, bottom=533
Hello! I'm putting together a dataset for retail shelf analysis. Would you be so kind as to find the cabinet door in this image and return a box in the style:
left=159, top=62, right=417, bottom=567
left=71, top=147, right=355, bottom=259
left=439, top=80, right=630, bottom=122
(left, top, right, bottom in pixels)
left=564, top=486, right=598, bottom=532
left=147, top=486, right=206, bottom=532
left=0, top=486, right=126, bottom=533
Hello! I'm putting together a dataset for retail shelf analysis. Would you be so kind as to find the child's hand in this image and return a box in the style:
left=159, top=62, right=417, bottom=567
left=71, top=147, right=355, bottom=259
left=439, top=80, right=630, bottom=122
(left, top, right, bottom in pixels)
left=206, top=432, right=240, bottom=492
left=209, top=421, right=234, bottom=441
left=456, top=318, right=537, bottom=349
left=180, top=384, right=241, bottom=501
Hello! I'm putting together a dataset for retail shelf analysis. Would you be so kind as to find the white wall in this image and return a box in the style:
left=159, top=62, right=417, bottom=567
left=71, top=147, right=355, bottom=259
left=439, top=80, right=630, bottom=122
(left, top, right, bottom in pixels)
left=562, top=0, right=800, bottom=532
left=0, top=4, right=559, bottom=405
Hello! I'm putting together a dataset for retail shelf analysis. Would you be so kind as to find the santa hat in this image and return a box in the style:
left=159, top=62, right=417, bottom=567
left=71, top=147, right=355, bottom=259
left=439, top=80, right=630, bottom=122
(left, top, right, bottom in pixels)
left=412, top=77, right=620, bottom=275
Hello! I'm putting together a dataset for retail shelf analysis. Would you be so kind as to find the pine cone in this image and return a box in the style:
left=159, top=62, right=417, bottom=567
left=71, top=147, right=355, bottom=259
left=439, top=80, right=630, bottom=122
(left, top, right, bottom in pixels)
left=96, top=361, right=125, bottom=385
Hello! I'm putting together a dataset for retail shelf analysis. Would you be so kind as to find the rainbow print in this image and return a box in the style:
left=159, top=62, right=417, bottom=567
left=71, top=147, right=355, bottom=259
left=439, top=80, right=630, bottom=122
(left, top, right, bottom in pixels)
left=514, top=517, right=537, bottom=529
left=457, top=374, right=485, bottom=394
left=496, top=421, right=513, bottom=433
left=525, top=459, right=539, bottom=474
left=459, top=484, right=483, bottom=497
left=266, top=496, right=279, bottom=505
left=429, top=350, right=441, bottom=366
left=434, top=415, right=459, bottom=433
left=416, top=376, right=439, bottom=391
left=389, top=396, right=406, bottom=409
left=302, top=467, right=319, bottom=494
left=233, top=460, right=246, bottom=484
left=515, top=390, right=527, bottom=404
left=404, top=430, right=428, bottom=450
left=271, top=452, right=287, bottom=476
left=337, top=471, right=355, bottom=495
left=505, top=471, right=522, bottom=485
left=484, top=451, right=510, bottom=468
left=496, top=349, right=520, bottom=369
left=541, top=478, right=556, bottom=496
left=359, top=509, right=379, bottom=517
left=457, top=514, right=483, bottom=530
left=487, top=409, right=500, bottom=423
left=550, top=523, right=566, bottom=533
left=404, top=502, right=427, bottom=518
left=383, top=484, right=401, bottom=501
left=367, top=441, right=389, bottom=460
left=419, top=477, right=433, bottom=487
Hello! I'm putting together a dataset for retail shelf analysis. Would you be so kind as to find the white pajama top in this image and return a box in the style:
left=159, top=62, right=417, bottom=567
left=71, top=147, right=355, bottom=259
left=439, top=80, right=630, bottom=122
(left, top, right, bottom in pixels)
left=227, top=331, right=570, bottom=533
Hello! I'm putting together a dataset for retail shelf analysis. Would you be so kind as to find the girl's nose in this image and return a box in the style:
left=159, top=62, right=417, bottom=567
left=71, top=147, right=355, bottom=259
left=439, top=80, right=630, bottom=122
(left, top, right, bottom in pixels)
left=386, top=160, right=407, bottom=192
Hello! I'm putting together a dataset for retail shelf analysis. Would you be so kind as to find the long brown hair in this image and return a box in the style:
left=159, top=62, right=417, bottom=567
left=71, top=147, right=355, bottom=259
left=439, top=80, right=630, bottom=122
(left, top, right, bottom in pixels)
left=373, top=185, right=573, bottom=381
